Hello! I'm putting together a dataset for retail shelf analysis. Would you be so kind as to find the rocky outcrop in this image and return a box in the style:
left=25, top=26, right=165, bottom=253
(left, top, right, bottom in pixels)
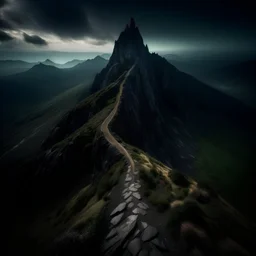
left=91, top=18, right=149, bottom=93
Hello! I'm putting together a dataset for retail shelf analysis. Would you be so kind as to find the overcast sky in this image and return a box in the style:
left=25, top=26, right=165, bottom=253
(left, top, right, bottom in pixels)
left=0, top=0, right=255, bottom=57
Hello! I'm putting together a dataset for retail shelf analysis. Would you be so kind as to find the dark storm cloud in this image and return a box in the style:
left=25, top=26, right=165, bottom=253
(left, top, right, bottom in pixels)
left=0, top=0, right=6, bottom=8
left=89, top=39, right=109, bottom=46
left=0, top=0, right=255, bottom=52
left=0, top=30, right=13, bottom=41
left=19, top=0, right=93, bottom=39
left=0, top=18, right=12, bottom=29
left=23, top=33, right=48, bottom=46
left=3, top=0, right=111, bottom=40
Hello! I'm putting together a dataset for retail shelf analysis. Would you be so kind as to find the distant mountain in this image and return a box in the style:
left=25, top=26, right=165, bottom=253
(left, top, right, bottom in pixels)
left=0, top=60, right=38, bottom=76
left=42, top=59, right=57, bottom=66
left=72, top=56, right=107, bottom=71
left=61, top=59, right=84, bottom=68
left=100, top=53, right=111, bottom=60
left=42, top=59, right=86, bottom=69
left=0, top=56, right=108, bottom=155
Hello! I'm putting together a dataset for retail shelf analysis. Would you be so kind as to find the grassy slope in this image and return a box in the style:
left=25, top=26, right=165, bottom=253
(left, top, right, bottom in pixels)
left=31, top=158, right=125, bottom=253
left=1, top=82, right=91, bottom=159
left=9, top=80, right=125, bottom=256
left=195, top=127, right=255, bottom=220
left=123, top=143, right=256, bottom=255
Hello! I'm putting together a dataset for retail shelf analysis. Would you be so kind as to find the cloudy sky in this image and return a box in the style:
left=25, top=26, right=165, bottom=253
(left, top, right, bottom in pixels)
left=0, top=0, right=255, bottom=58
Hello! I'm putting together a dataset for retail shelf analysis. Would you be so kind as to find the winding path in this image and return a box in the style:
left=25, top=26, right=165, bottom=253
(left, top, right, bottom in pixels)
left=100, top=64, right=170, bottom=256
left=101, top=65, right=135, bottom=173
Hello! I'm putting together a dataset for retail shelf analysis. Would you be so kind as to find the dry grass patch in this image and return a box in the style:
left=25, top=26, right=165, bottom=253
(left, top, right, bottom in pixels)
left=71, top=199, right=106, bottom=232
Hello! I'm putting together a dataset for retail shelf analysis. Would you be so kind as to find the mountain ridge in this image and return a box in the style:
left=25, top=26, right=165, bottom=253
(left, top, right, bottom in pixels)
left=91, top=18, right=256, bottom=219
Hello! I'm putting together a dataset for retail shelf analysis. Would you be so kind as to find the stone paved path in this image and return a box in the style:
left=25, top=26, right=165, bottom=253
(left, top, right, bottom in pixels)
left=102, top=165, right=170, bottom=256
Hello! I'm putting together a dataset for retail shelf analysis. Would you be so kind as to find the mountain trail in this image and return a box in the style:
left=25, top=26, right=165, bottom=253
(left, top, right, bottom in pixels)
left=101, top=64, right=135, bottom=175
left=100, top=64, right=171, bottom=255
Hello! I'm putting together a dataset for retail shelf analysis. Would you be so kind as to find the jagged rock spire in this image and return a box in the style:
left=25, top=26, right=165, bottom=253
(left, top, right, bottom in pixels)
left=108, top=18, right=149, bottom=65
left=130, top=17, right=136, bottom=29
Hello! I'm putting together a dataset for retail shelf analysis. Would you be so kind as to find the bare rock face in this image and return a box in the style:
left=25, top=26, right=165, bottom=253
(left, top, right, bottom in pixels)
left=91, top=18, right=149, bottom=93
left=109, top=18, right=149, bottom=66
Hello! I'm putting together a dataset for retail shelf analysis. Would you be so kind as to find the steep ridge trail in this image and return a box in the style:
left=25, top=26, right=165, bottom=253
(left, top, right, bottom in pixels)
left=101, top=64, right=135, bottom=175
left=101, top=64, right=172, bottom=256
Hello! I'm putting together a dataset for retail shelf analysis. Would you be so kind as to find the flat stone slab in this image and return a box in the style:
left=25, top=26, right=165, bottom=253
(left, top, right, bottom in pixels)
left=110, top=202, right=127, bottom=216
left=127, top=238, right=141, bottom=256
left=133, top=208, right=147, bottom=216
left=116, top=215, right=138, bottom=240
left=134, top=183, right=141, bottom=189
left=129, top=187, right=138, bottom=192
left=138, top=202, right=149, bottom=210
left=124, top=191, right=132, bottom=200
left=123, top=188, right=128, bottom=194
left=126, top=196, right=133, bottom=203
left=103, top=235, right=121, bottom=252
left=111, top=213, right=124, bottom=226
left=132, top=192, right=141, bottom=200
left=106, top=228, right=117, bottom=240
left=151, top=238, right=167, bottom=251
left=125, top=176, right=132, bottom=182
left=141, top=222, right=148, bottom=229
left=141, top=202, right=149, bottom=209
left=128, top=202, right=134, bottom=208
left=142, top=226, right=158, bottom=242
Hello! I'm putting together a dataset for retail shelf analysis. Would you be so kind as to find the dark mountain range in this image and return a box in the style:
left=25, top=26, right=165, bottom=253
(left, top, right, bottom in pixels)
left=42, top=59, right=56, bottom=66
left=61, top=59, right=84, bottom=68
left=0, top=56, right=107, bottom=157
left=100, top=53, right=111, bottom=60
left=0, top=58, right=93, bottom=76
left=0, top=60, right=38, bottom=76
left=7, top=19, right=256, bottom=256
left=42, top=59, right=85, bottom=69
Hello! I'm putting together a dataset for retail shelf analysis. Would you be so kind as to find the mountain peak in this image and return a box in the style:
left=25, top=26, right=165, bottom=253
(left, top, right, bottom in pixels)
left=108, top=18, right=149, bottom=65
left=129, top=17, right=136, bottom=29
left=93, top=55, right=105, bottom=62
